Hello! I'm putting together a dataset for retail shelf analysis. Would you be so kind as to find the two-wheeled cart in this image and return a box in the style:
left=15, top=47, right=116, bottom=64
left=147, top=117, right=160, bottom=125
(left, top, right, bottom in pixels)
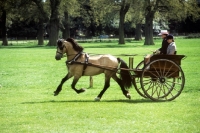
left=130, top=54, right=186, bottom=101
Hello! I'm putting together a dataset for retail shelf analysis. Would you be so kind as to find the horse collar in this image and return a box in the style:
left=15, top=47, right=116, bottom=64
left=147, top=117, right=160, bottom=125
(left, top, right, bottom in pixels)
left=66, top=52, right=83, bottom=65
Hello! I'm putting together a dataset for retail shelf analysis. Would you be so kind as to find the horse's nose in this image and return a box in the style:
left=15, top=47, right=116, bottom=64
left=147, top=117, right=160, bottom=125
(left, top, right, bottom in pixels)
left=55, top=56, right=61, bottom=60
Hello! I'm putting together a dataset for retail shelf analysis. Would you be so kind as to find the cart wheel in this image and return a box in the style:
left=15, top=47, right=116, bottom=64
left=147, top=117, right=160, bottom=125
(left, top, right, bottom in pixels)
left=140, top=59, right=185, bottom=101
left=134, top=61, right=147, bottom=98
left=136, top=60, right=144, bottom=70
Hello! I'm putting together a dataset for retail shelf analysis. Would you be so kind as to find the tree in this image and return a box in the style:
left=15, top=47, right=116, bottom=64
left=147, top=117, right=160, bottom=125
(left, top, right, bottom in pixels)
left=31, top=0, right=49, bottom=45
left=0, top=0, right=14, bottom=46
left=33, top=0, right=61, bottom=46
left=1, top=9, right=8, bottom=46
left=143, top=0, right=159, bottom=45
left=17, top=0, right=49, bottom=45
left=78, top=0, right=132, bottom=44
left=78, top=0, right=108, bottom=36
left=143, top=0, right=200, bottom=45
left=125, top=0, right=145, bottom=40
left=118, top=0, right=131, bottom=44
left=135, top=24, right=143, bottom=40
left=48, top=0, right=61, bottom=46
left=60, top=0, right=80, bottom=39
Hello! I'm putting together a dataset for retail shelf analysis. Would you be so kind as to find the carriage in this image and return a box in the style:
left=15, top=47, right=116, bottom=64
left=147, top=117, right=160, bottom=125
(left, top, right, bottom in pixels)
left=128, top=54, right=186, bottom=101
left=55, top=38, right=186, bottom=102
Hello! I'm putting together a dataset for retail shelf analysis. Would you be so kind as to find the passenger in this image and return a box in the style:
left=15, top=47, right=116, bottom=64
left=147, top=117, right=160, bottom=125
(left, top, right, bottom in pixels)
left=166, top=34, right=177, bottom=55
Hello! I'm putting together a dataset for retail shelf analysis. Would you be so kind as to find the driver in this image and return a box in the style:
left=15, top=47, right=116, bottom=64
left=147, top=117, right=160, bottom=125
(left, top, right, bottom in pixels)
left=155, top=30, right=169, bottom=54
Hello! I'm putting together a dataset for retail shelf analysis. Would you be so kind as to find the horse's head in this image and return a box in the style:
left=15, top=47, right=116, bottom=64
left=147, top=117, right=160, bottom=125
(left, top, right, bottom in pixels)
left=55, top=39, right=66, bottom=60
left=55, top=38, right=84, bottom=60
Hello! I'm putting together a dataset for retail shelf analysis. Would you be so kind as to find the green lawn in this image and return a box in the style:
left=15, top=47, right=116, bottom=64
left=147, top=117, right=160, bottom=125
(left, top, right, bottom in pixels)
left=0, top=39, right=200, bottom=133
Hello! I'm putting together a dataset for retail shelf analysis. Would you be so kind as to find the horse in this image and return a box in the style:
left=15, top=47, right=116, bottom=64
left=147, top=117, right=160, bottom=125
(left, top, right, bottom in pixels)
left=54, top=38, right=133, bottom=101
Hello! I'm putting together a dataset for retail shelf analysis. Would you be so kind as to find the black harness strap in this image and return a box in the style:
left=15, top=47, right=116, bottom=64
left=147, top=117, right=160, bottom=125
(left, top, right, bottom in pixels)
left=82, top=53, right=89, bottom=76
left=66, top=52, right=83, bottom=65
left=66, top=52, right=89, bottom=76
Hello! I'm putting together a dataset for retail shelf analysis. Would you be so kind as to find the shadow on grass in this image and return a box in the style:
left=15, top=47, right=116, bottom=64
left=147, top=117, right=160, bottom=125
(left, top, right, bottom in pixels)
left=21, top=98, right=171, bottom=104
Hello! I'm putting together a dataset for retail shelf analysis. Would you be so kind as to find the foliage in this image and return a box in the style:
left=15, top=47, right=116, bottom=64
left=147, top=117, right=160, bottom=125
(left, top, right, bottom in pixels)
left=142, top=0, right=200, bottom=45
left=186, top=33, right=200, bottom=38
left=1, top=0, right=200, bottom=46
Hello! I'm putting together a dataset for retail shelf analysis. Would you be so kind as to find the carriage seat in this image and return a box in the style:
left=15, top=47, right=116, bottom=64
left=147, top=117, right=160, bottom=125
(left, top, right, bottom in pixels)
left=150, top=54, right=185, bottom=65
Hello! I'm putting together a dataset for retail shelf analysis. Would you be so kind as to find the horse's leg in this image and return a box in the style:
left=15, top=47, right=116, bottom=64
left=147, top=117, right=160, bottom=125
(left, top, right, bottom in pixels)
left=54, top=73, right=72, bottom=96
left=89, top=76, right=93, bottom=88
left=71, top=76, right=86, bottom=94
left=112, top=74, right=131, bottom=99
left=95, top=75, right=111, bottom=101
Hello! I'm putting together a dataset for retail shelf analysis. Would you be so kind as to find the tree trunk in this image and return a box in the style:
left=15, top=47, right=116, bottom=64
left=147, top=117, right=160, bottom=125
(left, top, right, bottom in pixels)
left=1, top=10, right=8, bottom=46
left=144, top=12, right=155, bottom=45
left=118, top=0, right=130, bottom=44
left=135, top=23, right=142, bottom=40
left=48, top=0, right=61, bottom=46
left=37, top=19, right=44, bottom=45
left=62, top=11, right=70, bottom=39
left=119, top=11, right=125, bottom=44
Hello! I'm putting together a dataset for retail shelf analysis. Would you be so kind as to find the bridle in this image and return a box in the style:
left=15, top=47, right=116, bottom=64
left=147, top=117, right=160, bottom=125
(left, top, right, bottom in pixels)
left=56, top=44, right=78, bottom=57
left=56, top=49, right=63, bottom=55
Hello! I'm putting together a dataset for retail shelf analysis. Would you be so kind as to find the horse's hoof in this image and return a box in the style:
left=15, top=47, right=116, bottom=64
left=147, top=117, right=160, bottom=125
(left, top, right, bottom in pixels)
left=77, top=88, right=86, bottom=94
left=94, top=97, right=101, bottom=101
left=54, top=91, right=58, bottom=96
left=126, top=94, right=131, bottom=99
left=80, top=88, right=86, bottom=92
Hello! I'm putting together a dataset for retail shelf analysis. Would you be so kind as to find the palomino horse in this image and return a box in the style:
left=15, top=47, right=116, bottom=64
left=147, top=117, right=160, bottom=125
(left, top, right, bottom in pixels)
left=54, top=38, right=133, bottom=101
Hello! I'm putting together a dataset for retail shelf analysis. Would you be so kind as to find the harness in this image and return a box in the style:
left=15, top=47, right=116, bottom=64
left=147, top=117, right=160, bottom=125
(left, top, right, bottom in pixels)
left=65, top=53, right=131, bottom=75
left=66, top=52, right=89, bottom=76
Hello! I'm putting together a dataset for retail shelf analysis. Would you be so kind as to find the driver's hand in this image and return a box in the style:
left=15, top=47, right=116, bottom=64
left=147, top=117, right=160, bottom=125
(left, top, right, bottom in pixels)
left=153, top=50, right=160, bottom=55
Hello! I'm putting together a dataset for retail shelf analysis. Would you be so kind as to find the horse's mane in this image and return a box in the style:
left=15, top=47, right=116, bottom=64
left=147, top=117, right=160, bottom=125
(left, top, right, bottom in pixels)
left=66, top=38, right=84, bottom=52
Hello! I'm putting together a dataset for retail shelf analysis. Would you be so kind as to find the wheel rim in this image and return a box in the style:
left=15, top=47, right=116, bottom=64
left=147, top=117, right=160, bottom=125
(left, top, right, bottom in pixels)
left=140, top=59, right=185, bottom=101
left=134, top=61, right=147, bottom=98
left=134, top=77, right=147, bottom=98
left=136, top=61, right=144, bottom=70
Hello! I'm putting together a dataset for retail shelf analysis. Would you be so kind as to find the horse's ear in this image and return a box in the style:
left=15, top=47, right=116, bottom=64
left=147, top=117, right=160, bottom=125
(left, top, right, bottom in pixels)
left=57, top=39, right=64, bottom=46
left=66, top=38, right=73, bottom=42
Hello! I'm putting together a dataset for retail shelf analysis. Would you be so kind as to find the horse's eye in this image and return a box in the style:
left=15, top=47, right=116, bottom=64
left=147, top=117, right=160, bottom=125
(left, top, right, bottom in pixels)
left=57, top=45, right=63, bottom=50
left=60, top=46, right=64, bottom=50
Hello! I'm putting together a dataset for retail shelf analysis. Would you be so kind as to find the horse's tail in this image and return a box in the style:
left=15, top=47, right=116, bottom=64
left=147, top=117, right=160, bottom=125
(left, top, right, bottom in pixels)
left=117, top=58, right=132, bottom=89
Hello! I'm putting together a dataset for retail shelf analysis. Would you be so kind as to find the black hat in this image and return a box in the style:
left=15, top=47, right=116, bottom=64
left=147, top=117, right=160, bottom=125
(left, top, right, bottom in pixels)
left=166, top=34, right=174, bottom=40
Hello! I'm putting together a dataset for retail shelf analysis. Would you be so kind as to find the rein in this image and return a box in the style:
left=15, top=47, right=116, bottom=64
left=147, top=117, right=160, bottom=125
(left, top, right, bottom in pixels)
left=66, top=57, right=135, bottom=74
left=64, top=51, right=134, bottom=75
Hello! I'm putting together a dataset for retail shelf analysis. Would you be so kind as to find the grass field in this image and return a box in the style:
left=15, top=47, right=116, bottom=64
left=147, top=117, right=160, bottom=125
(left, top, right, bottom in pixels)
left=0, top=39, right=200, bottom=133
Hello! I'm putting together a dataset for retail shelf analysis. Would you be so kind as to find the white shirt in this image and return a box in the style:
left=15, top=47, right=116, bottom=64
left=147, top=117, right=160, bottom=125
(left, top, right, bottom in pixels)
left=167, top=42, right=176, bottom=55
